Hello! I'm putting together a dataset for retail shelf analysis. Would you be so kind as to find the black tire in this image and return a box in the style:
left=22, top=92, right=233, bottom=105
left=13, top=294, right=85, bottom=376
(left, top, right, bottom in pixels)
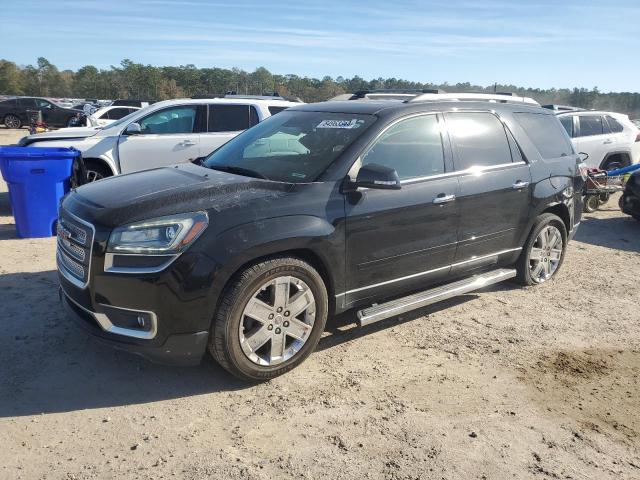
left=515, top=213, right=568, bottom=286
left=584, top=195, right=600, bottom=213
left=3, top=114, right=21, bottom=129
left=209, top=257, right=328, bottom=381
left=84, top=161, right=112, bottom=182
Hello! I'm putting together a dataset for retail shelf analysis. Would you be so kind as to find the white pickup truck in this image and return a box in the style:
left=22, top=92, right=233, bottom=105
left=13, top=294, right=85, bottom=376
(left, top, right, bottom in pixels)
left=19, top=95, right=301, bottom=181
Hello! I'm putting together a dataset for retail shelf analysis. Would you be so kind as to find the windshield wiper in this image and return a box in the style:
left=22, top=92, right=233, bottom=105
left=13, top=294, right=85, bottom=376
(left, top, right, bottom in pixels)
left=208, top=165, right=269, bottom=180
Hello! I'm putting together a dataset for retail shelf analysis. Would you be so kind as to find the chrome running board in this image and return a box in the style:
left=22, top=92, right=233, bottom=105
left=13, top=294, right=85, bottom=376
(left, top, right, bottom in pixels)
left=356, top=268, right=516, bottom=326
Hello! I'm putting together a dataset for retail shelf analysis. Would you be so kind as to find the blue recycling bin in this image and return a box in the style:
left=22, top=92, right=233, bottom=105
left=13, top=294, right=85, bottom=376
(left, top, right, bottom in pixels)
left=0, top=146, right=79, bottom=238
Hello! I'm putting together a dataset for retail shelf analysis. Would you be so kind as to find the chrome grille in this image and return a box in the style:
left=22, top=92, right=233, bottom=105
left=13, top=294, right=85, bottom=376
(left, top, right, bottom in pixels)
left=57, top=210, right=95, bottom=288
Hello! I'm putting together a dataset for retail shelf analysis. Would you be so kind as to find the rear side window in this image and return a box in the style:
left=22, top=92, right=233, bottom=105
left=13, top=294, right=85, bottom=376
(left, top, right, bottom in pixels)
left=578, top=115, right=604, bottom=137
left=514, top=112, right=574, bottom=159
left=208, top=105, right=255, bottom=132
left=268, top=106, right=288, bottom=116
left=605, top=115, right=624, bottom=133
left=18, top=98, right=35, bottom=108
left=445, top=112, right=513, bottom=170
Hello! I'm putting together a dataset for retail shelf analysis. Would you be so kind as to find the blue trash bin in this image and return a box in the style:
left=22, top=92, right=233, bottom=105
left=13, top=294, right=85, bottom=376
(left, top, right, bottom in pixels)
left=0, top=146, right=79, bottom=238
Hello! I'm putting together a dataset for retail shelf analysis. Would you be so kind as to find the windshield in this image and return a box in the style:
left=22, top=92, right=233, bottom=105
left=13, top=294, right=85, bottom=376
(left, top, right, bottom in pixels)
left=203, top=111, right=376, bottom=182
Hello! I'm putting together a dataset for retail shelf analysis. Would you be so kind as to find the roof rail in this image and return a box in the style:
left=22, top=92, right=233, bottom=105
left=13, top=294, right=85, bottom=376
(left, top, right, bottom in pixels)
left=190, top=93, right=302, bottom=103
left=541, top=104, right=585, bottom=112
left=407, top=92, right=539, bottom=105
left=350, top=89, right=446, bottom=100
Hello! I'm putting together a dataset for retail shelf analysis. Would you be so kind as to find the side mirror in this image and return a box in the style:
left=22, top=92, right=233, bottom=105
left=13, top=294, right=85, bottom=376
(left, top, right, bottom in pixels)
left=578, top=152, right=589, bottom=162
left=125, top=123, right=142, bottom=135
left=355, top=163, right=401, bottom=190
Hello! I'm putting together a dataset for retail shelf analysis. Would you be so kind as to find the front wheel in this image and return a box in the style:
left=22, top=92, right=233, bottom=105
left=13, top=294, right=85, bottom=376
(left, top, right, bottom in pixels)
left=515, top=213, right=567, bottom=286
left=209, top=257, right=328, bottom=381
left=584, top=195, right=600, bottom=213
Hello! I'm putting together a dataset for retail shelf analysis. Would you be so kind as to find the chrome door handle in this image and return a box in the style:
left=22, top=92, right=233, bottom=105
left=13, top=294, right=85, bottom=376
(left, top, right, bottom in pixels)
left=603, top=139, right=613, bottom=144
left=180, top=140, right=196, bottom=146
left=433, top=194, right=456, bottom=204
left=512, top=181, right=529, bottom=189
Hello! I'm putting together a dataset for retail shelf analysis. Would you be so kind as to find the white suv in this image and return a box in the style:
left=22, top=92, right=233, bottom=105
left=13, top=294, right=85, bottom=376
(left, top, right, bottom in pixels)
left=19, top=95, right=301, bottom=180
left=547, top=106, right=640, bottom=170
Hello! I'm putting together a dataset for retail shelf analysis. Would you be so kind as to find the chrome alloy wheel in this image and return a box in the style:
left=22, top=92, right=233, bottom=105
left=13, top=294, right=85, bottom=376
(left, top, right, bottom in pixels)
left=239, top=276, right=316, bottom=366
left=4, top=114, right=20, bottom=129
left=529, top=225, right=563, bottom=283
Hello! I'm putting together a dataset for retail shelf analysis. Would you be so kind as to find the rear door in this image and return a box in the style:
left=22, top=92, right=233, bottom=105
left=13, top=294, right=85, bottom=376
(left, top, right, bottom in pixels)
left=444, top=111, right=531, bottom=272
left=344, top=113, right=459, bottom=305
left=576, top=114, right=612, bottom=168
left=199, top=104, right=259, bottom=158
left=118, top=104, right=201, bottom=173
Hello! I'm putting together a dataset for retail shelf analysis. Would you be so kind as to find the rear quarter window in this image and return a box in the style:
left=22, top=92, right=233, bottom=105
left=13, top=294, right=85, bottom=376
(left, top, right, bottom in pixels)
left=514, top=112, right=574, bottom=159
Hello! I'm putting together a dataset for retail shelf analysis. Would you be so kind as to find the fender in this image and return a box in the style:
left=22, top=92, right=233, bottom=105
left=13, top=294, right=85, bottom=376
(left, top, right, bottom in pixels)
left=201, top=215, right=344, bottom=305
left=520, top=177, right=573, bottom=245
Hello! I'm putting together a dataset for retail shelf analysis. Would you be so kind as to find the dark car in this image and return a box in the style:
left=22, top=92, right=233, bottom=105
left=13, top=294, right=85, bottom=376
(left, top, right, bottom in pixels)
left=0, top=97, right=84, bottom=129
left=620, top=169, right=640, bottom=221
left=57, top=94, right=584, bottom=381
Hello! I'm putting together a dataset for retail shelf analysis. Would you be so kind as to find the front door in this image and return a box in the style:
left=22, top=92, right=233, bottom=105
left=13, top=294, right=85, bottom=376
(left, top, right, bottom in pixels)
left=118, top=105, right=200, bottom=174
left=343, top=114, right=459, bottom=306
left=443, top=111, right=532, bottom=273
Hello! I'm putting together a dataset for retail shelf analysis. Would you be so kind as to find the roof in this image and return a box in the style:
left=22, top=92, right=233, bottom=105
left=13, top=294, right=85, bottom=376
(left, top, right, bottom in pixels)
left=292, top=99, right=550, bottom=117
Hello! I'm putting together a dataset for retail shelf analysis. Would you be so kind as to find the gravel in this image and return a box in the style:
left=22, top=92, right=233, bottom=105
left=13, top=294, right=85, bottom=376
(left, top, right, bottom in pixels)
left=1, top=127, right=639, bottom=479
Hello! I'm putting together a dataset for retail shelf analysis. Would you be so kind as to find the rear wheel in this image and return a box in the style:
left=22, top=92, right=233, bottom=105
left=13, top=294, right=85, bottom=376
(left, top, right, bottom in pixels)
left=209, top=257, right=328, bottom=381
left=3, top=114, right=21, bottom=129
left=516, top=213, right=567, bottom=286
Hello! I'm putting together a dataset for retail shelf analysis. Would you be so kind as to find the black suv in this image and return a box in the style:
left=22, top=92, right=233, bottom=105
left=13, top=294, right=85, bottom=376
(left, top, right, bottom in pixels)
left=57, top=95, right=584, bottom=380
left=0, top=97, right=83, bottom=129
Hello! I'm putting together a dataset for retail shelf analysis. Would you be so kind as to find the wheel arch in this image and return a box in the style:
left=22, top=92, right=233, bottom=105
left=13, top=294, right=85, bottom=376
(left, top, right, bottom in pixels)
left=540, top=203, right=571, bottom=235
left=83, top=157, right=116, bottom=177
left=600, top=151, right=631, bottom=170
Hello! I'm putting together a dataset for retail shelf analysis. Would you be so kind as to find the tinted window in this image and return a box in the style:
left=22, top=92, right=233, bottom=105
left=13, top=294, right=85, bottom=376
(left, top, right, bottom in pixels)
left=203, top=111, right=375, bottom=183
left=559, top=116, right=574, bottom=137
left=208, top=105, right=251, bottom=132
left=139, top=106, right=197, bottom=134
left=107, top=108, right=131, bottom=120
left=514, top=112, right=574, bottom=159
left=361, top=115, right=445, bottom=180
left=446, top=112, right=512, bottom=169
left=250, top=106, right=259, bottom=127
left=268, top=106, right=288, bottom=116
left=578, top=115, right=604, bottom=137
left=605, top=115, right=624, bottom=133
left=18, top=98, right=35, bottom=108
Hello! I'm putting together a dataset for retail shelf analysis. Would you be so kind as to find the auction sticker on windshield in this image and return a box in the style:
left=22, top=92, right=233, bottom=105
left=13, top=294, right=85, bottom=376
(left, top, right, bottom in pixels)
left=316, top=119, right=363, bottom=129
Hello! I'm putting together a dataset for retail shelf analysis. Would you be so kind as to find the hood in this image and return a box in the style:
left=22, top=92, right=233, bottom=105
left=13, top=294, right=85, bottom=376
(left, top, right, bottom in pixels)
left=20, top=128, right=100, bottom=145
left=63, top=162, right=293, bottom=228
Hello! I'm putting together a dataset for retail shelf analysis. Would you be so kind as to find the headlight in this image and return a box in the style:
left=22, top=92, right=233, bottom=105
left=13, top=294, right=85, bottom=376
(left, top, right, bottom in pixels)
left=107, top=212, right=208, bottom=254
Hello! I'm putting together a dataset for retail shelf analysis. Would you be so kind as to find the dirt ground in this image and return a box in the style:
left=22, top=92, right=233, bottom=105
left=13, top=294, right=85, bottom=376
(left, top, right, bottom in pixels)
left=0, top=126, right=639, bottom=479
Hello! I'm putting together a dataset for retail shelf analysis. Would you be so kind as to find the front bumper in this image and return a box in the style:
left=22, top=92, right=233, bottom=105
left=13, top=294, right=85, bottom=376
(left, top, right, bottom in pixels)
left=60, top=287, right=208, bottom=366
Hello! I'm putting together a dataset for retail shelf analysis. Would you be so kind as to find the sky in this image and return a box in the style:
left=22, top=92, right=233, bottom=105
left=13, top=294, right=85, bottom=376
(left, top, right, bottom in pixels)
left=2, top=0, right=640, bottom=92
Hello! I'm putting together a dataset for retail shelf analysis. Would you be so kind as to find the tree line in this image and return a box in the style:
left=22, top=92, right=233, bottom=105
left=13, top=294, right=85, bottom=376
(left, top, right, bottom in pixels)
left=1, top=57, right=639, bottom=118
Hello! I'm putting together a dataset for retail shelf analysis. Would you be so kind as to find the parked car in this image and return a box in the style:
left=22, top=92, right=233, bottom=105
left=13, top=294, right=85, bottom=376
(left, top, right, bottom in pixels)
left=19, top=95, right=301, bottom=181
left=87, top=106, right=140, bottom=127
left=619, top=168, right=640, bottom=221
left=545, top=106, right=640, bottom=170
left=0, top=97, right=84, bottom=129
left=111, top=99, right=153, bottom=108
left=57, top=93, right=584, bottom=380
